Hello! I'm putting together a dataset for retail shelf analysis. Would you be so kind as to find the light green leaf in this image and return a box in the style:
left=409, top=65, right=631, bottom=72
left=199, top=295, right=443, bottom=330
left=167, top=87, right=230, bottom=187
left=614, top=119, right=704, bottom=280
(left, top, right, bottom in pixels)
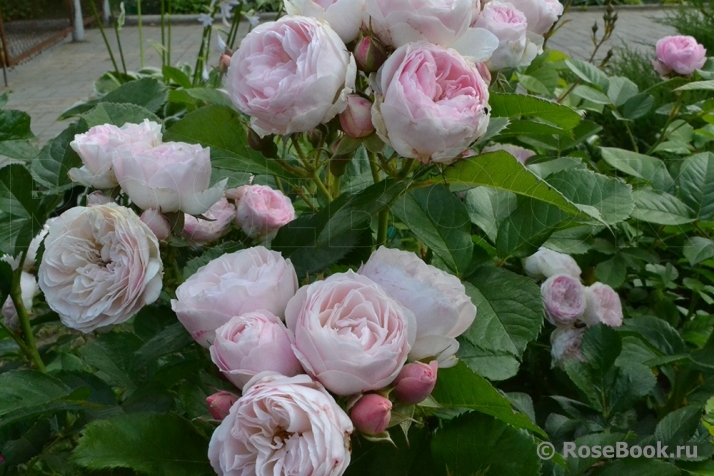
left=489, top=92, right=582, bottom=130
left=631, top=189, right=695, bottom=225
left=595, top=257, right=627, bottom=288
left=675, top=80, right=714, bottom=91
left=685, top=237, right=714, bottom=266
left=600, top=147, right=674, bottom=192
left=464, top=187, right=516, bottom=242
left=573, top=84, right=611, bottom=105
left=100, top=77, right=169, bottom=112
left=565, top=59, right=610, bottom=90
left=608, top=76, right=639, bottom=107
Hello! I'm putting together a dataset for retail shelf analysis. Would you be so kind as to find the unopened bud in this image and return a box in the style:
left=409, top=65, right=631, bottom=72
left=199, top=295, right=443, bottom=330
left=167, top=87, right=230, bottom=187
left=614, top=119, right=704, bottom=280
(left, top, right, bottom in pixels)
left=354, top=35, right=388, bottom=73
left=307, top=128, right=323, bottom=148
left=339, top=95, right=375, bottom=139
left=393, top=361, right=438, bottom=404
left=206, top=391, right=238, bottom=421
left=247, top=128, right=278, bottom=158
left=350, top=394, right=392, bottom=435
left=140, top=209, right=171, bottom=241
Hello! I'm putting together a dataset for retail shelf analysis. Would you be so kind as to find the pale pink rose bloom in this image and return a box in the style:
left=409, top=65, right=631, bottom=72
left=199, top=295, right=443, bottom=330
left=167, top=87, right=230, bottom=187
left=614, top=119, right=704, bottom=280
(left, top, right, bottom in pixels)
left=350, top=393, right=392, bottom=435
left=183, top=197, right=236, bottom=244
left=2, top=271, right=39, bottom=331
left=113, top=142, right=226, bottom=215
left=209, top=310, right=303, bottom=390
left=653, top=35, right=707, bottom=77
left=86, top=191, right=114, bottom=206
left=208, top=373, right=353, bottom=476
left=582, top=283, right=623, bottom=328
left=206, top=391, right=238, bottom=421
left=482, top=143, right=536, bottom=164
left=551, top=325, right=585, bottom=368
left=339, top=95, right=375, bottom=139
left=507, top=0, right=563, bottom=35
left=284, top=0, right=365, bottom=43
left=372, top=42, right=490, bottom=164
left=69, top=120, right=162, bottom=189
left=364, top=0, right=475, bottom=48
left=393, top=360, right=438, bottom=404
left=38, top=205, right=163, bottom=333
left=474, top=2, right=539, bottom=70
left=228, top=185, right=295, bottom=240
left=523, top=247, right=581, bottom=280
left=140, top=209, right=171, bottom=241
left=358, top=246, right=476, bottom=367
left=541, top=274, right=586, bottom=326
left=285, top=271, right=416, bottom=396
left=172, top=246, right=298, bottom=347
left=226, top=16, right=356, bottom=136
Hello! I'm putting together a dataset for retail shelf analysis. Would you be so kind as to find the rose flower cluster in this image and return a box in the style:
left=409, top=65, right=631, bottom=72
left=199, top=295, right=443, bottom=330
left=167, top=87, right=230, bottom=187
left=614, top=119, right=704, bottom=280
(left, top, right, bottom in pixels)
left=172, top=246, right=476, bottom=476
left=523, top=247, right=624, bottom=368
left=226, top=0, right=563, bottom=164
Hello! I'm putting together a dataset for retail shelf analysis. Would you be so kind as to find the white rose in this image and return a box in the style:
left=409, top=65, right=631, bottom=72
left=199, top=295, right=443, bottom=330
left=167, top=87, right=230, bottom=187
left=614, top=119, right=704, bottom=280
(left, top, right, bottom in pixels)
left=38, top=205, right=163, bottom=333
left=209, top=373, right=352, bottom=476
left=522, top=247, right=581, bottom=280
left=358, top=246, right=476, bottom=367
left=284, top=0, right=365, bottom=43
left=506, top=0, right=563, bottom=35
left=582, top=283, right=623, bottom=328
left=2, top=271, right=39, bottom=330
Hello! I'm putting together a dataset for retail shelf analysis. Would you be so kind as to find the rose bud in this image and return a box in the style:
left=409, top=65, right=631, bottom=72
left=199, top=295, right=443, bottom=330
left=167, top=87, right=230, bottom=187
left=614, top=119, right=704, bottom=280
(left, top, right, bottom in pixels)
left=227, top=185, right=295, bottom=241
left=393, top=360, right=438, bottom=404
left=140, top=209, right=171, bottom=241
left=350, top=394, right=392, bottom=435
left=339, top=95, right=375, bottom=139
left=541, top=274, right=586, bottom=326
left=354, top=35, right=389, bottom=73
left=206, top=391, right=238, bottom=421
left=220, top=54, right=231, bottom=69
left=523, top=247, right=581, bottom=281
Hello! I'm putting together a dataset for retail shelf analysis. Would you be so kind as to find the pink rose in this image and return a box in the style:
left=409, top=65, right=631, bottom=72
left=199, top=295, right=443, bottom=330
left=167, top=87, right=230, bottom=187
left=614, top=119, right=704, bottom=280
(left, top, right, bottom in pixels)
left=113, top=142, right=226, bottom=215
left=358, top=247, right=476, bottom=367
left=69, top=120, right=162, bottom=189
left=522, top=247, right=581, bottom=280
left=350, top=394, right=392, bottom=435
left=550, top=325, right=585, bottom=368
left=284, top=0, right=365, bottom=43
left=507, top=0, right=563, bottom=35
left=372, top=42, right=491, bottom=163
left=140, top=209, right=171, bottom=241
left=228, top=185, right=295, bottom=240
left=473, top=2, right=539, bottom=71
left=208, top=373, right=353, bottom=476
left=393, top=360, right=438, bottom=404
left=206, top=391, right=239, bottom=421
left=582, top=283, right=623, bottom=328
left=172, top=246, right=298, bottom=347
left=339, top=95, right=375, bottom=139
left=38, top=205, right=163, bottom=333
left=364, top=0, right=475, bottom=48
left=482, top=143, right=536, bottom=164
left=285, top=271, right=416, bottom=396
left=183, top=197, right=235, bottom=244
left=541, top=274, right=586, bottom=326
left=226, top=16, right=356, bottom=136
left=653, top=35, right=707, bottom=77
left=209, top=310, right=303, bottom=390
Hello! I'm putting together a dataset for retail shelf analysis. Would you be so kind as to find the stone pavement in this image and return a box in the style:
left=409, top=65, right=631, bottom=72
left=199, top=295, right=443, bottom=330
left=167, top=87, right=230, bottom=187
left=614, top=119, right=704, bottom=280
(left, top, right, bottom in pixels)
left=0, top=8, right=678, bottom=145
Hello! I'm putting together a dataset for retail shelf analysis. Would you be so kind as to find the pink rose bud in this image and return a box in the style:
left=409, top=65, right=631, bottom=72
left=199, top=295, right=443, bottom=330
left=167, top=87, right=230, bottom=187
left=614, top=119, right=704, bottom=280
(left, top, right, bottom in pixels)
left=541, top=274, right=586, bottom=326
left=220, top=54, right=232, bottom=69
left=206, top=391, right=238, bottom=421
left=653, top=35, right=707, bottom=77
left=350, top=394, right=392, bottom=435
left=227, top=185, right=295, bottom=241
left=339, top=95, right=375, bottom=139
left=393, top=360, right=438, bottom=404
left=140, top=209, right=171, bottom=241
left=354, top=35, right=389, bottom=73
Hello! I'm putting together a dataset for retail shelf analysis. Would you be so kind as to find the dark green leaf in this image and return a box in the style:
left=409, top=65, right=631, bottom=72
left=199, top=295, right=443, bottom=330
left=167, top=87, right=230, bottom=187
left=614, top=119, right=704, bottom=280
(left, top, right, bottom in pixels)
left=100, top=78, right=169, bottom=113
left=605, top=363, right=656, bottom=415
left=496, top=197, right=570, bottom=258
left=684, top=237, right=714, bottom=266
left=622, top=316, right=686, bottom=356
left=32, top=122, right=84, bottom=191
left=79, top=331, right=144, bottom=389
left=132, top=323, right=194, bottom=369
left=82, top=102, right=160, bottom=128
left=582, top=324, right=622, bottom=371
left=464, top=187, right=516, bottom=242
left=489, top=92, right=582, bottom=130
left=0, top=370, right=74, bottom=416
left=0, top=109, right=33, bottom=141
left=678, top=152, right=714, bottom=220
left=631, top=189, right=695, bottom=225
left=595, top=257, right=627, bottom=288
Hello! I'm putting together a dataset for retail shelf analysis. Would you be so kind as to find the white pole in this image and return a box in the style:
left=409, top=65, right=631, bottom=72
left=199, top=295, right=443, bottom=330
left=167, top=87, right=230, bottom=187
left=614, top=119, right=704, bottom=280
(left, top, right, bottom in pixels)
left=72, top=0, right=85, bottom=42
left=103, top=0, right=111, bottom=23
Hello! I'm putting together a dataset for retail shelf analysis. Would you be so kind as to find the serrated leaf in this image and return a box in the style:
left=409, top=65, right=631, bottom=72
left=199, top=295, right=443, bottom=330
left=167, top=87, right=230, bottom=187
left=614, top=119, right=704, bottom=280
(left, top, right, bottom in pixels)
left=32, top=123, right=84, bottom=190
left=678, top=152, right=714, bottom=220
left=79, top=331, right=144, bottom=389
left=82, top=102, right=160, bottom=128
left=496, top=197, right=570, bottom=258
left=100, top=78, right=169, bottom=112
left=132, top=323, right=194, bottom=369
left=608, top=76, right=639, bottom=107
left=600, top=147, right=674, bottom=192
left=685, top=237, right=714, bottom=266
left=631, top=189, right=695, bottom=225
left=622, top=316, right=686, bottom=356
left=675, top=80, right=714, bottom=91
left=0, top=109, right=33, bottom=141
left=565, top=59, right=610, bottom=90
left=489, top=92, right=582, bottom=130
left=0, top=370, right=74, bottom=416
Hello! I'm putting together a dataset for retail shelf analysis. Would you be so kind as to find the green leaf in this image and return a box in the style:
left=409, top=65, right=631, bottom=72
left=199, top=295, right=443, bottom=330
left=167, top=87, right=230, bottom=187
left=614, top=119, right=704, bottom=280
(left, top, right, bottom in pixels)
left=431, top=412, right=541, bottom=476
left=595, top=257, right=627, bottom=288
left=31, top=122, right=84, bottom=191
left=431, top=362, right=545, bottom=436
left=597, top=458, right=680, bottom=476
left=581, top=324, right=622, bottom=371
left=496, top=197, right=570, bottom=258
left=678, top=152, right=714, bottom=220
left=392, top=185, right=473, bottom=275
left=566, top=432, right=625, bottom=475
left=0, top=371, right=75, bottom=416
left=346, top=426, right=439, bottom=476
left=600, top=147, right=674, bottom=192
left=631, top=189, right=695, bottom=225
left=572, top=84, right=611, bottom=105
left=675, top=80, right=714, bottom=91
left=655, top=406, right=704, bottom=447
left=79, top=331, right=144, bottom=389
left=608, top=76, right=639, bottom=107
left=444, top=151, right=580, bottom=215
left=685, top=237, right=714, bottom=266
left=565, top=59, right=610, bottom=90
left=100, top=78, right=169, bottom=112
left=622, top=316, right=686, bottom=356
left=132, top=323, right=194, bottom=369
left=460, top=267, right=543, bottom=364
left=620, top=93, right=655, bottom=120
left=162, top=66, right=192, bottom=88
left=165, top=105, right=291, bottom=179
left=0, top=164, right=43, bottom=255
left=605, top=363, right=656, bottom=415
left=0, top=109, right=33, bottom=141
left=455, top=342, right=521, bottom=381
left=186, top=88, right=235, bottom=108
left=82, top=102, right=160, bottom=128
left=464, top=187, right=516, bottom=242
left=72, top=413, right=213, bottom=476
left=489, top=92, right=582, bottom=130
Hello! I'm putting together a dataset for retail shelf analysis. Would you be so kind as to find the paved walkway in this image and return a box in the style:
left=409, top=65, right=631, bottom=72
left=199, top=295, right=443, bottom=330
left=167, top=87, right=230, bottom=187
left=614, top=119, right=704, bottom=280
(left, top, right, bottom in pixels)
left=0, top=9, right=677, bottom=145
